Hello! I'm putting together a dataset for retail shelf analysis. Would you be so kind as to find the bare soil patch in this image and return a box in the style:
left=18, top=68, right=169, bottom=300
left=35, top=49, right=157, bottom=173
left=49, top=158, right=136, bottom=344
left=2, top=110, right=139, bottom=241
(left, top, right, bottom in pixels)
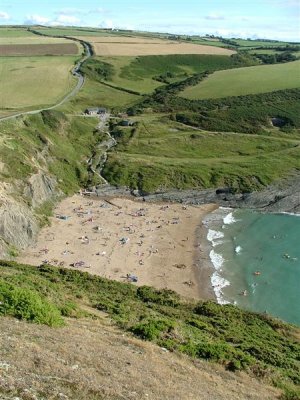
left=0, top=43, right=79, bottom=56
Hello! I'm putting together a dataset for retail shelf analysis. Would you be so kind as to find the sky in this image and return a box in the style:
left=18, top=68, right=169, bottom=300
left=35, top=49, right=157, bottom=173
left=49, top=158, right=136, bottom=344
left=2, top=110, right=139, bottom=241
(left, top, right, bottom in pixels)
left=0, top=0, right=299, bottom=41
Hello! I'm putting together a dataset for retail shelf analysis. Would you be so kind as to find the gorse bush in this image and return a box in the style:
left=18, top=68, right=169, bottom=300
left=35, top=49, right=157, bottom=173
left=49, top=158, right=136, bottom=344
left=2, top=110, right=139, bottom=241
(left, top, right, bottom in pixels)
left=0, top=281, right=63, bottom=327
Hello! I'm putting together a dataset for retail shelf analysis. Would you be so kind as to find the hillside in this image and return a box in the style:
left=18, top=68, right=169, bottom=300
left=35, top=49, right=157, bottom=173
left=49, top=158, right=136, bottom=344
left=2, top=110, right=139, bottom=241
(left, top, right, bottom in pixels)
left=0, top=315, right=280, bottom=400
left=0, top=261, right=299, bottom=399
left=0, top=24, right=300, bottom=400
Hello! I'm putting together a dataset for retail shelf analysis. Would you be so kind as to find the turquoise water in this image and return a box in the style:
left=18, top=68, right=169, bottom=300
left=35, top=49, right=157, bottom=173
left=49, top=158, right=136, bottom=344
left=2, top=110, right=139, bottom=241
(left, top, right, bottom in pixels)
left=204, top=209, right=300, bottom=326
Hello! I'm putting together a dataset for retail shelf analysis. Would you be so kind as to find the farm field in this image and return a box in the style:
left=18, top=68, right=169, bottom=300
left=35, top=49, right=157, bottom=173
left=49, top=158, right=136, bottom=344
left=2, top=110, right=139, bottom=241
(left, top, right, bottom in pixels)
left=0, top=28, right=73, bottom=44
left=103, top=116, right=300, bottom=193
left=0, top=43, right=79, bottom=56
left=231, top=38, right=291, bottom=47
left=191, top=38, right=228, bottom=47
left=76, top=35, right=235, bottom=56
left=82, top=54, right=238, bottom=95
left=0, top=56, right=77, bottom=112
left=33, top=27, right=113, bottom=37
left=180, top=60, right=300, bottom=100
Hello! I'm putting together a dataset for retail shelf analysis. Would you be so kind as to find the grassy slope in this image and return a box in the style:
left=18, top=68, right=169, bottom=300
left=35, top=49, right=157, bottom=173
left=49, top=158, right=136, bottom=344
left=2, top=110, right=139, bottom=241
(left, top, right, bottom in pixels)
left=0, top=260, right=299, bottom=399
left=78, top=54, right=241, bottom=102
left=102, top=116, right=300, bottom=193
left=181, top=60, right=300, bottom=100
left=58, top=77, right=140, bottom=114
left=0, top=111, right=100, bottom=194
left=0, top=56, right=77, bottom=112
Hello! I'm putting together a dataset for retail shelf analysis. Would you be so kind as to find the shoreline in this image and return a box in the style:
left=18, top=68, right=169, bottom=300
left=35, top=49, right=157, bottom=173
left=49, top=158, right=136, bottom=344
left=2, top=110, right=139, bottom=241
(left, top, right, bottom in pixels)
left=193, top=213, right=218, bottom=300
left=17, top=194, right=218, bottom=301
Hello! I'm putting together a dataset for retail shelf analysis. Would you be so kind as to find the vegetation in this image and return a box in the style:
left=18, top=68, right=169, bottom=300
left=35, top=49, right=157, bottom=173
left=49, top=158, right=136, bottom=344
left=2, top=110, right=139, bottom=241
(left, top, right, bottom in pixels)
left=102, top=114, right=300, bottom=193
left=253, top=51, right=298, bottom=64
left=0, top=55, right=77, bottom=114
left=0, top=111, right=99, bottom=193
left=0, top=260, right=299, bottom=399
left=0, top=27, right=75, bottom=44
left=180, top=60, right=300, bottom=100
left=0, top=43, right=79, bottom=56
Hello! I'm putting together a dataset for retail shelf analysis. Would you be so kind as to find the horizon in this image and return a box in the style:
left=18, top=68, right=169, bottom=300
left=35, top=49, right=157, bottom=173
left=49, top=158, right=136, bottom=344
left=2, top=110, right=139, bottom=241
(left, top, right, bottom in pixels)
left=0, top=0, right=299, bottom=42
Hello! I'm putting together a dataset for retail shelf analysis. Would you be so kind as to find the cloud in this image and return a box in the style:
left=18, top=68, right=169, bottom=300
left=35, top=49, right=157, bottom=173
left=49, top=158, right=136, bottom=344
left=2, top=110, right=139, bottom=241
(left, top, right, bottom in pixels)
left=204, top=13, right=225, bottom=20
left=99, top=19, right=114, bottom=29
left=0, top=11, right=10, bottom=20
left=56, top=15, right=80, bottom=24
left=56, top=8, right=83, bottom=16
left=24, top=13, right=80, bottom=26
left=25, top=14, right=50, bottom=25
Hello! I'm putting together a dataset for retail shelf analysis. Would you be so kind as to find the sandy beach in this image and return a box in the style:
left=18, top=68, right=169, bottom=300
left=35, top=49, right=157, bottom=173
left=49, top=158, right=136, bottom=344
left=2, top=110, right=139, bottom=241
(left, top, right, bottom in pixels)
left=18, top=195, right=217, bottom=300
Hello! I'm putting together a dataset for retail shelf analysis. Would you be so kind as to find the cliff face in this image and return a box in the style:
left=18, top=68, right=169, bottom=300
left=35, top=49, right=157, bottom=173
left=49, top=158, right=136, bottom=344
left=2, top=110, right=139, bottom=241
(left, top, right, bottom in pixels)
left=0, top=173, right=60, bottom=258
left=0, top=111, right=99, bottom=258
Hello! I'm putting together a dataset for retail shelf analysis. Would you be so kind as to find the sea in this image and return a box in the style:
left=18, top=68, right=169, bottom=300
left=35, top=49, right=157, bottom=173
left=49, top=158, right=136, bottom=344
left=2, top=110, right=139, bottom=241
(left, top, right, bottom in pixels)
left=203, top=207, right=300, bottom=326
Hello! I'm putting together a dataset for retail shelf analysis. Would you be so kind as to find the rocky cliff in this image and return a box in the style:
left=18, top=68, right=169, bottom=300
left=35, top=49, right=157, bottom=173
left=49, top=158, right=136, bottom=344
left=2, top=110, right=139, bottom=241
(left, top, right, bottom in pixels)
left=0, top=173, right=60, bottom=258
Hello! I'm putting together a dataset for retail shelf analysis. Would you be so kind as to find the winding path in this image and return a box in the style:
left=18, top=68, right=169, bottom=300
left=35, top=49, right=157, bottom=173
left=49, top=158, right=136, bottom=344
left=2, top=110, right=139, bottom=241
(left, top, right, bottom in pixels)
left=0, top=32, right=92, bottom=122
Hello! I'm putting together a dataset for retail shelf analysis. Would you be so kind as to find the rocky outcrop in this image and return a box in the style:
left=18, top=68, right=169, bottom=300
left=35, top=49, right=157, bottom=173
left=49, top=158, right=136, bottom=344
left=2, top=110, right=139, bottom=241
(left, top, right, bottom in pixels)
left=0, top=173, right=61, bottom=258
left=23, top=172, right=60, bottom=208
left=94, top=173, right=300, bottom=214
left=0, top=190, right=38, bottom=257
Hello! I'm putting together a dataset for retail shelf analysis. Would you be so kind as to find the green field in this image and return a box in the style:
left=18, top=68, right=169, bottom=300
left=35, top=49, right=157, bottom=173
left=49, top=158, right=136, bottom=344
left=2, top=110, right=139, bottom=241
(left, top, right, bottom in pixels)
left=180, top=60, right=300, bottom=100
left=0, top=56, right=77, bottom=113
left=0, top=27, right=72, bottom=44
left=231, top=38, right=291, bottom=47
left=58, top=77, right=140, bottom=114
left=103, top=115, right=300, bottom=193
left=33, top=26, right=123, bottom=37
left=80, top=54, right=243, bottom=98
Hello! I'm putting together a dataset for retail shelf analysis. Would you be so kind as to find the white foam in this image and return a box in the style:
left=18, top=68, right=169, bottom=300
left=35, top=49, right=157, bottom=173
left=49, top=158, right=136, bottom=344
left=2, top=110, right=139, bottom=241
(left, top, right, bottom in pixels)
left=211, top=272, right=231, bottom=305
left=207, top=229, right=224, bottom=247
left=223, top=212, right=236, bottom=225
left=234, top=245, right=242, bottom=254
left=279, top=212, right=300, bottom=217
left=209, top=249, right=224, bottom=270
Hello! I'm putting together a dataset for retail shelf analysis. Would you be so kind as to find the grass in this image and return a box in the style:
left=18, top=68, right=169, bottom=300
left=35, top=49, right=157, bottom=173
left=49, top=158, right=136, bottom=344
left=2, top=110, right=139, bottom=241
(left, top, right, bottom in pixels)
left=0, top=111, right=99, bottom=193
left=0, top=260, right=299, bottom=399
left=79, top=54, right=246, bottom=97
left=102, top=116, right=300, bottom=193
left=0, top=27, right=73, bottom=44
left=0, top=55, right=77, bottom=112
left=58, top=77, right=140, bottom=114
left=32, top=26, right=113, bottom=37
left=181, top=60, right=300, bottom=100
left=231, top=39, right=291, bottom=48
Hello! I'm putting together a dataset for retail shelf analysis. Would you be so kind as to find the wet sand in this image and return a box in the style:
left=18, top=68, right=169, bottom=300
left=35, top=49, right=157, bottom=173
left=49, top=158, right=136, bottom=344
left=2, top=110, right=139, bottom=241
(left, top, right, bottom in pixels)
left=18, top=195, right=217, bottom=300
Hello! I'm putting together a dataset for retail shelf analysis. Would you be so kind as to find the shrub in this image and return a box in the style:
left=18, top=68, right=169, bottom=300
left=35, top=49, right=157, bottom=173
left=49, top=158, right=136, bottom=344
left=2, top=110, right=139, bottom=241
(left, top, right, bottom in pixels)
left=136, top=286, right=180, bottom=307
left=0, top=281, right=63, bottom=327
left=131, top=318, right=175, bottom=340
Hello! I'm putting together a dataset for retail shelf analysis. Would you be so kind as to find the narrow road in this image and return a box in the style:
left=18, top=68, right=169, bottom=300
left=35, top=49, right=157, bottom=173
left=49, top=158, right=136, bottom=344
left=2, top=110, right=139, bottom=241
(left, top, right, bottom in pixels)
left=0, top=35, right=92, bottom=122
